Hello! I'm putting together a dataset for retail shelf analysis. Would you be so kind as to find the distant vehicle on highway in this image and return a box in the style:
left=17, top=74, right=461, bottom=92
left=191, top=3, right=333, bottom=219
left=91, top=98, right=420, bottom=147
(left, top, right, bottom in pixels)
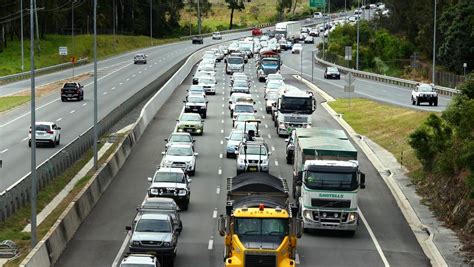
left=133, top=53, right=147, bottom=64
left=29, top=122, right=61, bottom=147
left=160, top=144, right=198, bottom=176
left=324, top=67, right=341, bottom=79
left=412, top=83, right=438, bottom=106
left=147, top=168, right=191, bottom=210
left=120, top=253, right=160, bottom=267
left=225, top=55, right=245, bottom=75
left=304, top=35, right=314, bottom=44
left=197, top=76, right=217, bottom=95
left=192, top=36, right=203, bottom=44
left=137, top=196, right=183, bottom=233
left=292, top=43, right=302, bottom=54
left=230, top=79, right=250, bottom=95
left=126, top=213, right=178, bottom=264
left=61, top=82, right=84, bottom=101
left=184, top=95, right=208, bottom=118
left=251, top=27, right=263, bottom=36
left=313, top=12, right=323, bottom=19
left=225, top=129, right=244, bottom=158
left=212, top=32, right=222, bottom=40
left=165, top=132, right=195, bottom=149
left=176, top=113, right=204, bottom=135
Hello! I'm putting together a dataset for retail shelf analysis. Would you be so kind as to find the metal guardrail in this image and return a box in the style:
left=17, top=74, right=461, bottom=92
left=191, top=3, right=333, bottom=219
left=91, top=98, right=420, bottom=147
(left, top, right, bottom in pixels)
left=179, top=23, right=273, bottom=41
left=0, top=58, right=89, bottom=85
left=314, top=55, right=459, bottom=96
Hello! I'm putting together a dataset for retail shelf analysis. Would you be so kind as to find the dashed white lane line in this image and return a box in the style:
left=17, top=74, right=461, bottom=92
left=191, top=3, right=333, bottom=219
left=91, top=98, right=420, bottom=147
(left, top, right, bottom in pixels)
left=221, top=111, right=224, bottom=115
left=272, top=146, right=275, bottom=151
left=275, top=161, right=279, bottom=166
left=262, top=115, right=266, bottom=119
left=220, top=140, right=224, bottom=145
left=267, top=134, right=272, bottom=139
left=119, top=82, right=123, bottom=85
left=139, top=71, right=142, bottom=74
left=132, top=75, right=136, bottom=78
left=220, top=129, right=224, bottom=133
left=221, top=120, right=224, bottom=124
left=265, top=124, right=268, bottom=128
left=221, top=104, right=225, bottom=107
left=295, top=253, right=301, bottom=264
left=212, top=209, right=218, bottom=218
left=0, top=149, right=8, bottom=154
left=218, top=169, right=222, bottom=175
left=56, top=118, right=62, bottom=122
left=70, top=110, right=75, bottom=114
left=260, top=107, right=263, bottom=111
left=111, top=87, right=116, bottom=90
left=82, top=103, right=87, bottom=106
left=154, top=62, right=157, bottom=65
left=22, top=137, right=28, bottom=141
left=208, top=239, right=214, bottom=250
left=222, top=97, right=225, bottom=101
left=126, top=78, right=130, bottom=81
left=219, top=153, right=223, bottom=159
left=216, top=187, right=220, bottom=194
left=103, top=92, right=108, bottom=95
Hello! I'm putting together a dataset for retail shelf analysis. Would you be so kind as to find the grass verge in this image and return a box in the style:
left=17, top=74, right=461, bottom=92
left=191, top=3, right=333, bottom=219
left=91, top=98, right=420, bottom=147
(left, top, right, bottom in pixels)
left=328, top=98, right=439, bottom=172
left=2, top=136, right=122, bottom=267
left=0, top=97, right=30, bottom=113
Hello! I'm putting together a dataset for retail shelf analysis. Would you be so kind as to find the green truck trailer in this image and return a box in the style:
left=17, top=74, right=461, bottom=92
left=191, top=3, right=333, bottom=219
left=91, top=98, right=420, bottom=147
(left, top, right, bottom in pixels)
left=290, top=127, right=366, bottom=235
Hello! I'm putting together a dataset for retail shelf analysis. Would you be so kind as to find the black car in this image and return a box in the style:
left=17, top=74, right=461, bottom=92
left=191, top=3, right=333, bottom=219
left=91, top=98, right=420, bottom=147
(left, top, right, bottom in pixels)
left=184, top=95, right=208, bottom=118
left=192, top=36, right=203, bottom=44
left=61, top=82, right=84, bottom=101
left=137, top=197, right=183, bottom=234
left=324, top=67, right=341, bottom=79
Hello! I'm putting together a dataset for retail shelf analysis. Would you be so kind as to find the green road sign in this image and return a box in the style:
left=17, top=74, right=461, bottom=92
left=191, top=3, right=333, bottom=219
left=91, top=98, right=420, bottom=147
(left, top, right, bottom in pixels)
left=309, top=0, right=326, bottom=8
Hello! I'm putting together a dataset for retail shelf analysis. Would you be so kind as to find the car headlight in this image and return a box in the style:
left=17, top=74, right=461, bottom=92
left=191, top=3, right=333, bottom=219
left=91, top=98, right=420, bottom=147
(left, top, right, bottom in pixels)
left=237, top=158, right=245, bottom=164
left=262, top=159, right=269, bottom=165
left=348, top=212, right=358, bottom=222
left=303, top=210, right=312, bottom=220
left=178, top=189, right=187, bottom=196
left=163, top=241, right=172, bottom=247
left=150, top=188, right=159, bottom=195
left=177, top=128, right=184, bottom=132
left=131, top=240, right=140, bottom=246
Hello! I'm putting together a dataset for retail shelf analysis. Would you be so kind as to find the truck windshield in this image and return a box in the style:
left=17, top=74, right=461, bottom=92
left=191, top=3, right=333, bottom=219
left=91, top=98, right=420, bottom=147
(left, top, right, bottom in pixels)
left=280, top=96, right=313, bottom=113
left=261, top=58, right=279, bottom=65
left=228, top=57, right=243, bottom=64
left=305, top=171, right=358, bottom=191
left=235, top=218, right=288, bottom=243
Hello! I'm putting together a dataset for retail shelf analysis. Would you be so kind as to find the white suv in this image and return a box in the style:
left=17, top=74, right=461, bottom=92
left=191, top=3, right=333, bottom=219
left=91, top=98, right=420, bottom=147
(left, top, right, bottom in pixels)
left=236, top=141, right=271, bottom=174
left=411, top=83, right=438, bottom=106
left=120, top=253, right=159, bottom=267
left=29, top=122, right=61, bottom=147
left=161, top=144, right=198, bottom=176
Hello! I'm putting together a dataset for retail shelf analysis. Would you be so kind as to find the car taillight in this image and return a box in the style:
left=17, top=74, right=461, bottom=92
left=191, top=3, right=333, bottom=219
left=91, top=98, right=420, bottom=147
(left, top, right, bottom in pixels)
left=46, top=130, right=53, bottom=134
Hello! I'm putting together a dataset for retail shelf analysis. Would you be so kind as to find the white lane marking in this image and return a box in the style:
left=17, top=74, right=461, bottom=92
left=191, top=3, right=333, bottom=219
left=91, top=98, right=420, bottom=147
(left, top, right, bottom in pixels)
left=82, top=103, right=87, bottom=106
left=126, top=78, right=130, bottom=81
left=221, top=104, right=225, bottom=107
left=70, top=110, right=75, bottom=114
left=139, top=71, right=142, bottom=74
left=275, top=161, right=279, bottom=166
left=220, top=129, right=224, bottom=133
left=154, top=62, right=157, bottom=65
left=0, top=149, right=8, bottom=154
left=265, top=124, right=268, bottom=128
left=219, top=153, right=223, bottom=159
left=258, top=101, right=261, bottom=104
left=359, top=210, right=390, bottom=266
left=103, top=92, right=108, bottom=95
left=267, top=134, right=272, bottom=139
left=262, top=115, right=266, bottom=119
left=256, top=95, right=260, bottom=98
left=111, top=231, right=131, bottom=267
left=213, top=210, right=218, bottom=218
left=22, top=137, right=28, bottom=141
left=56, top=118, right=62, bottom=122
left=132, top=75, right=136, bottom=78
left=221, top=120, right=224, bottom=124
left=222, top=97, right=225, bottom=101
left=221, top=111, right=224, bottom=115
left=111, top=87, right=116, bottom=90
left=119, top=82, right=123, bottom=85
left=220, top=140, right=224, bottom=145
left=218, top=169, right=222, bottom=175
left=260, top=107, right=263, bottom=111
left=0, top=97, right=59, bottom=127
left=295, top=252, right=301, bottom=264
left=216, top=187, right=220, bottom=194
left=208, top=239, right=214, bottom=250
left=272, top=146, right=275, bottom=151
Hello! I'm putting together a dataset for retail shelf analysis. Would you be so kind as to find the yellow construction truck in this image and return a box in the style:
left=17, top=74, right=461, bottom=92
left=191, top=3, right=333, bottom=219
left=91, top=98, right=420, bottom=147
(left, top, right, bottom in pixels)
left=218, top=172, right=302, bottom=267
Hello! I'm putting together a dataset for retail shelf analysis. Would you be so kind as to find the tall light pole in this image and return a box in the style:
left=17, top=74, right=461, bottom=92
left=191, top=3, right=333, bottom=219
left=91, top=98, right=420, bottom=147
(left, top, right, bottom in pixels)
left=356, top=0, right=360, bottom=70
left=432, top=0, right=437, bottom=84
left=72, top=0, right=76, bottom=77
left=464, top=63, right=467, bottom=77
left=34, top=0, right=40, bottom=52
left=93, top=0, right=98, bottom=170
left=150, top=0, right=153, bottom=46
left=300, top=48, right=303, bottom=79
left=113, top=0, right=116, bottom=51
left=21, top=0, right=24, bottom=71
left=29, top=0, right=37, bottom=248
left=197, top=0, right=201, bottom=35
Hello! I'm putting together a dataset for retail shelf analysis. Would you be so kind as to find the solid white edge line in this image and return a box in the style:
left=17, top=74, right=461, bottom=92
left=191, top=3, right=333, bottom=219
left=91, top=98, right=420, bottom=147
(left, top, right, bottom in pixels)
left=213, top=210, right=218, bottom=218
left=111, top=231, right=131, bottom=267
left=0, top=149, right=8, bottom=154
left=208, top=239, right=214, bottom=250
left=359, top=209, right=390, bottom=266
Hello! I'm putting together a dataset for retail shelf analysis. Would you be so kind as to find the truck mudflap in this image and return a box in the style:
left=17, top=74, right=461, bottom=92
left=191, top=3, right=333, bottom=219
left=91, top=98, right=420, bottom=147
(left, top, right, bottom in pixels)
left=300, top=205, right=359, bottom=231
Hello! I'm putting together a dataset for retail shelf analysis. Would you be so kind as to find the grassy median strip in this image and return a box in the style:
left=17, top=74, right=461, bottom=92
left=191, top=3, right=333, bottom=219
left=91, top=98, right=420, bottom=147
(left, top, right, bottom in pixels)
left=328, top=98, right=439, bottom=172
left=0, top=96, right=30, bottom=113
left=2, top=136, right=121, bottom=267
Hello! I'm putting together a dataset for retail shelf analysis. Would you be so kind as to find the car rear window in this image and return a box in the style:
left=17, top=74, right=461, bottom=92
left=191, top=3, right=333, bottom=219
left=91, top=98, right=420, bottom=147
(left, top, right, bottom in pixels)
left=35, top=125, right=50, bottom=131
left=63, top=83, right=77, bottom=88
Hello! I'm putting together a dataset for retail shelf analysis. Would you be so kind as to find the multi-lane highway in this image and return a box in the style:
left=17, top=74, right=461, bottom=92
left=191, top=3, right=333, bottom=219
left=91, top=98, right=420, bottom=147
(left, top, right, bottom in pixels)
left=55, top=49, right=429, bottom=266
left=0, top=32, right=253, bottom=193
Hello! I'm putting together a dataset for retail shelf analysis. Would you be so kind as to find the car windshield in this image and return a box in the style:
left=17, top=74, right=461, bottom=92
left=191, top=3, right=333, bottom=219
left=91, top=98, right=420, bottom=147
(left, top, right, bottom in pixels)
left=180, top=114, right=201, bottom=121
left=327, top=67, right=339, bottom=73
left=418, top=85, right=433, bottom=92
left=167, top=146, right=193, bottom=156
left=261, top=58, right=279, bottom=66
left=135, top=219, right=171, bottom=233
left=240, top=145, right=267, bottom=155
left=228, top=57, right=243, bottom=64
left=233, top=81, right=248, bottom=88
left=169, top=134, right=192, bottom=143
left=199, top=78, right=214, bottom=84
left=142, top=201, right=175, bottom=210
left=267, top=82, right=284, bottom=89
left=305, top=171, right=358, bottom=191
left=153, top=172, right=185, bottom=183
left=187, top=96, right=205, bottom=103
left=230, top=131, right=244, bottom=141
left=237, top=114, right=256, bottom=121
left=234, top=105, right=254, bottom=113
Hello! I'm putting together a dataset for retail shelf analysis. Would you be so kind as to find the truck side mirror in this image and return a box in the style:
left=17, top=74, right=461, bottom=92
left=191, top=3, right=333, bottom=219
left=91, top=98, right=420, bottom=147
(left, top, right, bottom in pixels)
left=125, top=226, right=132, bottom=231
left=360, top=173, right=366, bottom=189
left=218, top=215, right=226, bottom=237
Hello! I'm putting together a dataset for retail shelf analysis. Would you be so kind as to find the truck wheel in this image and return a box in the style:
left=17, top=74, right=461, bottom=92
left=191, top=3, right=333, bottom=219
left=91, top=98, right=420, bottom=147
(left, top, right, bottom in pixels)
left=183, top=202, right=189, bottom=211
left=286, top=156, right=292, bottom=164
left=411, top=98, right=416, bottom=105
left=61, top=97, right=65, bottom=102
left=202, top=113, right=207, bottom=119
left=429, top=101, right=433, bottom=106
left=434, top=99, right=438, bottom=106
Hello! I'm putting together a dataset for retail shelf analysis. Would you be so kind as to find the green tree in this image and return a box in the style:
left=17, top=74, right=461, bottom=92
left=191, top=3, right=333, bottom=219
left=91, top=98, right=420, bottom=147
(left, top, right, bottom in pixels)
left=225, top=0, right=245, bottom=30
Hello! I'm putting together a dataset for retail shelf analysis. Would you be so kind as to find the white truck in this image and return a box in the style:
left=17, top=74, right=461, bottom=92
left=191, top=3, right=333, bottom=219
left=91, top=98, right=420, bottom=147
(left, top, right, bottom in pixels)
left=291, top=127, right=366, bottom=235
left=275, top=21, right=302, bottom=42
left=274, top=85, right=316, bottom=137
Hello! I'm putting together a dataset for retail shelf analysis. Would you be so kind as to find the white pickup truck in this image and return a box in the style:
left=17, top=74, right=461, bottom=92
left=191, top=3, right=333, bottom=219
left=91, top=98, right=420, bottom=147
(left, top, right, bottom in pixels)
left=411, top=83, right=438, bottom=106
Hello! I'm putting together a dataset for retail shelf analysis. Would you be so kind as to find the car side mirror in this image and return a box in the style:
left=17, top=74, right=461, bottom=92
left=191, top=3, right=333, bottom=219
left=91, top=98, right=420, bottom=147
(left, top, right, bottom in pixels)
left=268, top=152, right=272, bottom=155
left=234, top=150, right=239, bottom=155
left=254, top=110, right=257, bottom=113
left=194, top=152, right=199, bottom=156
left=360, top=173, right=366, bottom=189
left=192, top=140, right=196, bottom=143
left=225, top=137, right=230, bottom=140
left=57, top=127, right=62, bottom=130
left=164, top=139, right=168, bottom=142
left=161, top=151, right=166, bottom=155
left=218, top=215, right=226, bottom=237
left=125, top=226, right=132, bottom=231
left=285, top=138, right=289, bottom=142
left=147, top=177, right=153, bottom=182
left=183, top=100, right=186, bottom=103
left=187, top=177, right=192, bottom=183
left=206, top=101, right=209, bottom=104
left=176, top=119, right=179, bottom=122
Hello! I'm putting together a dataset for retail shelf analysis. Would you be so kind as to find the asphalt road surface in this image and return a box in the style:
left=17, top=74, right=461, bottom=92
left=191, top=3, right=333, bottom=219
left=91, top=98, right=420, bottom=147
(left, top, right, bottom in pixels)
left=56, top=54, right=429, bottom=267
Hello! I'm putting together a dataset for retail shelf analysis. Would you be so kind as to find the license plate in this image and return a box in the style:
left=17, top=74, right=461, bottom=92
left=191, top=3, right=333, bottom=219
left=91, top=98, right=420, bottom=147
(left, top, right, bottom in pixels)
left=249, top=167, right=257, bottom=171
left=37, top=132, right=44, bottom=135
left=186, top=129, right=193, bottom=132
left=192, top=109, right=198, bottom=111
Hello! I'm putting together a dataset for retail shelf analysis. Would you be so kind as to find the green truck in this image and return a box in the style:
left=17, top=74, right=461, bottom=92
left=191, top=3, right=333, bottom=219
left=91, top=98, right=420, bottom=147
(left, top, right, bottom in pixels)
left=290, top=127, right=366, bottom=235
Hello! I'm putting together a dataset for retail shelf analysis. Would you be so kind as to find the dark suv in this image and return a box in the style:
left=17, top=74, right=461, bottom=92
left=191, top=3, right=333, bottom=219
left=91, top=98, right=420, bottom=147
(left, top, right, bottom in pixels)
left=61, top=82, right=84, bottom=101
left=192, top=36, right=203, bottom=44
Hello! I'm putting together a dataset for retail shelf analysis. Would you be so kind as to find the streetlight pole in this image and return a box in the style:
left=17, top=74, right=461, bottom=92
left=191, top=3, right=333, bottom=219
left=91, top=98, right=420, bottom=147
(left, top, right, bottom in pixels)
left=356, top=0, right=360, bottom=70
left=464, top=63, right=467, bottom=77
left=29, top=0, right=37, bottom=247
left=197, top=0, right=201, bottom=35
left=21, top=0, right=24, bottom=71
left=72, top=0, right=75, bottom=77
left=300, top=48, right=303, bottom=79
left=150, top=0, right=153, bottom=46
left=432, top=0, right=437, bottom=84
left=93, top=0, right=98, bottom=170
left=312, top=50, right=315, bottom=82
left=113, top=0, right=116, bottom=51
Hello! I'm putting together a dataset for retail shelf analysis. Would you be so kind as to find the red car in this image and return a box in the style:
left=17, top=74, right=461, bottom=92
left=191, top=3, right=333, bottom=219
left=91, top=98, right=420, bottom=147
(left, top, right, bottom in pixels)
left=252, top=28, right=262, bottom=36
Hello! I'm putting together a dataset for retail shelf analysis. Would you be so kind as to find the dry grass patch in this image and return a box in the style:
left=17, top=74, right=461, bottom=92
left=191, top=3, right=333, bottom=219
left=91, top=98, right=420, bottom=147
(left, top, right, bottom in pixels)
left=328, top=98, right=439, bottom=172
